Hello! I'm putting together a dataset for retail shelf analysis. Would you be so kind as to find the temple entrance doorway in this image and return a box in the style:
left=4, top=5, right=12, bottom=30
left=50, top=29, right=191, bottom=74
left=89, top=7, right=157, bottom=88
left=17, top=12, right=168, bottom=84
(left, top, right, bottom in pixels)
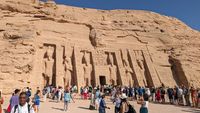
left=99, top=76, right=106, bottom=86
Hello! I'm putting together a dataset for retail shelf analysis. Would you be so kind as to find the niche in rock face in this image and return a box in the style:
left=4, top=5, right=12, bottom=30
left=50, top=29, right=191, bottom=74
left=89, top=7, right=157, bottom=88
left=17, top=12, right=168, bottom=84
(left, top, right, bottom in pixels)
left=168, top=56, right=189, bottom=87
left=43, top=44, right=56, bottom=87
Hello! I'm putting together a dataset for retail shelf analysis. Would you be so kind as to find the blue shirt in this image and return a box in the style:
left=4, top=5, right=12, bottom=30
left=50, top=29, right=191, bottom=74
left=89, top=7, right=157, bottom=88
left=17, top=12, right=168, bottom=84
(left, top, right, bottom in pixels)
left=34, top=95, right=40, bottom=105
left=99, top=98, right=106, bottom=110
left=64, top=93, right=71, bottom=102
left=95, top=91, right=100, bottom=99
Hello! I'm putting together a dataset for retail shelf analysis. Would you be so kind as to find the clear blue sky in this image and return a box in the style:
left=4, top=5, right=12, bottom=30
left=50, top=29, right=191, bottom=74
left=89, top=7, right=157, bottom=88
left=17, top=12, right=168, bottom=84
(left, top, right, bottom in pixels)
left=54, top=0, right=200, bottom=31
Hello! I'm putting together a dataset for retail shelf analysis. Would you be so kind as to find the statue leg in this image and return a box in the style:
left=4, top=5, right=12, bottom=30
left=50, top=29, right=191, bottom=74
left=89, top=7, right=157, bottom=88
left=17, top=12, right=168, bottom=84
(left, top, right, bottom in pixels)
left=69, top=74, right=71, bottom=86
left=88, top=77, right=91, bottom=86
left=49, top=76, right=53, bottom=86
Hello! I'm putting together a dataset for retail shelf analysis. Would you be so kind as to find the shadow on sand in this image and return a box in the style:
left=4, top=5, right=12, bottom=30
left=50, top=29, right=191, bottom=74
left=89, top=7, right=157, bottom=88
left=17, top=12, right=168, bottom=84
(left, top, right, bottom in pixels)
left=181, top=108, right=200, bottom=113
left=78, top=106, right=90, bottom=110
left=51, top=107, right=64, bottom=111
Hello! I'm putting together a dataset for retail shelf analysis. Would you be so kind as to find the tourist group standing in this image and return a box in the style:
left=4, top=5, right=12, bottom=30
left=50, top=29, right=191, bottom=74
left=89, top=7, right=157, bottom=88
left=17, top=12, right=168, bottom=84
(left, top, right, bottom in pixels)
left=0, top=83, right=200, bottom=113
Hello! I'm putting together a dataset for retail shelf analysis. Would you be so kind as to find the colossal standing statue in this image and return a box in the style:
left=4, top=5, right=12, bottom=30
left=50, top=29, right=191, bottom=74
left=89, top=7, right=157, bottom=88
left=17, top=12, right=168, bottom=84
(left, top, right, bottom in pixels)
left=123, top=59, right=134, bottom=87
left=43, top=46, right=55, bottom=86
left=63, top=56, right=73, bottom=86
left=82, top=52, right=92, bottom=86
left=108, top=53, right=117, bottom=85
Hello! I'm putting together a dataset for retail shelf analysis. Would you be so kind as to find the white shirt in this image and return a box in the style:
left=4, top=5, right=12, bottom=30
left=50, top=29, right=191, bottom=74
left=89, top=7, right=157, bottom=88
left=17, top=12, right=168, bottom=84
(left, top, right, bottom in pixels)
left=142, top=101, right=149, bottom=108
left=11, top=103, right=35, bottom=113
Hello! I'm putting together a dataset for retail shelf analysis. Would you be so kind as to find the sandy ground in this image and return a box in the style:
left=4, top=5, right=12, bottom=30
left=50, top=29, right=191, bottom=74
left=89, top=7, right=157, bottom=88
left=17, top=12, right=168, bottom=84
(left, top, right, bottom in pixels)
left=2, top=97, right=200, bottom=113
left=38, top=99, right=200, bottom=113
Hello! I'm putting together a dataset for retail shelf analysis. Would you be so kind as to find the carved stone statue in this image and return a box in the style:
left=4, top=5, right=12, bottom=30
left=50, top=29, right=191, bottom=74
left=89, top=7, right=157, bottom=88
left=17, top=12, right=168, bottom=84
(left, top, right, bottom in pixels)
left=63, top=56, right=73, bottom=86
left=108, top=53, right=117, bottom=85
left=43, top=46, right=55, bottom=86
left=89, top=29, right=106, bottom=47
left=82, top=52, right=92, bottom=86
left=123, top=59, right=134, bottom=87
left=136, top=51, right=147, bottom=86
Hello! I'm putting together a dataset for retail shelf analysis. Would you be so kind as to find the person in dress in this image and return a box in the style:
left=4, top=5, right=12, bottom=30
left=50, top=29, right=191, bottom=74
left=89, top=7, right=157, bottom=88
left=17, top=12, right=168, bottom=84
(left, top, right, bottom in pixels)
left=11, top=92, right=35, bottom=113
left=155, top=88, right=161, bottom=102
left=64, top=88, right=74, bottom=111
left=0, top=90, right=4, bottom=113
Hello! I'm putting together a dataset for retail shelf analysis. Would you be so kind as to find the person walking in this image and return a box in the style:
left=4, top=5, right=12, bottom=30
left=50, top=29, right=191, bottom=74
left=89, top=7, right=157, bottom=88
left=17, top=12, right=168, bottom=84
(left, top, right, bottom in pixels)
left=11, top=92, right=35, bottom=113
left=95, top=88, right=101, bottom=109
left=99, top=94, right=110, bottom=113
left=63, top=89, right=74, bottom=111
left=0, top=90, right=4, bottom=113
left=33, top=90, right=41, bottom=113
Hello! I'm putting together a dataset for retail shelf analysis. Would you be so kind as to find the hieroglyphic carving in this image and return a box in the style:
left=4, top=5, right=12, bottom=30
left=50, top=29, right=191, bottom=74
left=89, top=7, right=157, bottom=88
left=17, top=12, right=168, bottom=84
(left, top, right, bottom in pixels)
left=43, top=45, right=55, bottom=86
left=93, top=50, right=107, bottom=66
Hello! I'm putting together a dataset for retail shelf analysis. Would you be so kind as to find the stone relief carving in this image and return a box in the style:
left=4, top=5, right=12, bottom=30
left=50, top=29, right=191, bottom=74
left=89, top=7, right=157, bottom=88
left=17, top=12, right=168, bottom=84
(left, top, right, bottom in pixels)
left=122, top=51, right=134, bottom=87
left=108, top=53, right=117, bottom=85
left=93, top=50, right=107, bottom=66
left=135, top=50, right=147, bottom=86
left=43, top=45, right=55, bottom=86
left=63, top=56, right=73, bottom=86
left=82, top=51, right=92, bottom=86
left=89, top=29, right=106, bottom=47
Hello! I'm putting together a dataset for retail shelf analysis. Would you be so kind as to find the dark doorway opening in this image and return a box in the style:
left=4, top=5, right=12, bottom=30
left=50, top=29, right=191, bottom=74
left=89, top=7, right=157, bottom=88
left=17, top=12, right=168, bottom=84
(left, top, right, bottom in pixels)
left=99, top=76, right=106, bottom=86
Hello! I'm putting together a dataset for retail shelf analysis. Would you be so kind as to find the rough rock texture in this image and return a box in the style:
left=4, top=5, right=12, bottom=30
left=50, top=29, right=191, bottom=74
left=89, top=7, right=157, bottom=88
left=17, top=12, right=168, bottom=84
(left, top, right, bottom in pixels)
left=0, top=0, right=200, bottom=94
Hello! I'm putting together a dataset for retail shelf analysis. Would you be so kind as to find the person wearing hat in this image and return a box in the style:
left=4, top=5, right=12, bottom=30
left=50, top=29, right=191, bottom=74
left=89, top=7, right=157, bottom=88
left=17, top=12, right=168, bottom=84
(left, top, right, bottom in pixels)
left=120, top=93, right=129, bottom=113
left=99, top=94, right=110, bottom=113
left=0, top=90, right=4, bottom=113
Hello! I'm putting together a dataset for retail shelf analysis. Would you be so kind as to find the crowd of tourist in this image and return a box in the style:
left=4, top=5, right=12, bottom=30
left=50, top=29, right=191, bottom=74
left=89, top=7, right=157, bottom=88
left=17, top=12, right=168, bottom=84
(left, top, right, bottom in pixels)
left=0, top=84, right=200, bottom=113
left=80, top=84, right=200, bottom=113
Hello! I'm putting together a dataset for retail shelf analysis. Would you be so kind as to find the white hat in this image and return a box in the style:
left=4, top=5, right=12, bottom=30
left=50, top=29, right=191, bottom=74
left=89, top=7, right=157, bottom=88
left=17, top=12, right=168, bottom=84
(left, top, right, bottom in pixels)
left=121, top=93, right=127, bottom=99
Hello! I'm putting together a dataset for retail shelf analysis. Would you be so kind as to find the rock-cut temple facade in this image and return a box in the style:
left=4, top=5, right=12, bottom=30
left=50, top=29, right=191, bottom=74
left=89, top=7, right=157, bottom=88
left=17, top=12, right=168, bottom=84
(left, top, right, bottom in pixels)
left=0, top=0, right=200, bottom=94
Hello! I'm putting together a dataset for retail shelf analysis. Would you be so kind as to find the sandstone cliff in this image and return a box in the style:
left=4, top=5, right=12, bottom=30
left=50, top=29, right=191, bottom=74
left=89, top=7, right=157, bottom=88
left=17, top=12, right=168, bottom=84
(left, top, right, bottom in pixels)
left=0, top=0, right=200, bottom=94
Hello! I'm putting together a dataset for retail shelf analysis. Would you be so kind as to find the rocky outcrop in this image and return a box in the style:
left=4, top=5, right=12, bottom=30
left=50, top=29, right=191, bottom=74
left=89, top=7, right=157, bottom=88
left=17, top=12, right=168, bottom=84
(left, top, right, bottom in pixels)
left=0, top=0, right=200, bottom=94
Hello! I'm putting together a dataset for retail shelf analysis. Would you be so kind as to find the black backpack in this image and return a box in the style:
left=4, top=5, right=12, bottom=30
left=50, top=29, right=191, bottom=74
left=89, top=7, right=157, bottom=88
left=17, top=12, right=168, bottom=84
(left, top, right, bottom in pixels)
left=127, top=104, right=136, bottom=113
left=14, top=104, right=31, bottom=113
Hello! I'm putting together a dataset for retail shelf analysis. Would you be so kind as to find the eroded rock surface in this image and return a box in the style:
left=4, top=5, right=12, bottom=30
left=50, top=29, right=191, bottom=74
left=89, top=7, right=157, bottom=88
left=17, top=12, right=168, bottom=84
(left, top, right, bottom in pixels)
left=0, top=0, right=200, bottom=94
